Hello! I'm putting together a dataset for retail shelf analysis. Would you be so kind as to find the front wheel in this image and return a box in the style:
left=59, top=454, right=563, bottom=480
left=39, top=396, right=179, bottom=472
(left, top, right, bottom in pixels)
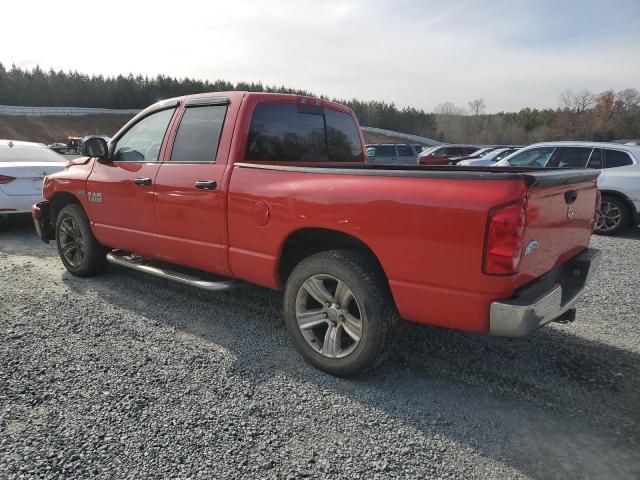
left=283, top=249, right=396, bottom=376
left=55, top=204, right=108, bottom=276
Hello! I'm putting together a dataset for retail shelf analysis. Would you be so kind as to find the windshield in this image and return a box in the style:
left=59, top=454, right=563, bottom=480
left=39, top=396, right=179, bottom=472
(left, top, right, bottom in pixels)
left=0, top=145, right=66, bottom=162
left=468, top=147, right=495, bottom=158
left=507, top=147, right=556, bottom=167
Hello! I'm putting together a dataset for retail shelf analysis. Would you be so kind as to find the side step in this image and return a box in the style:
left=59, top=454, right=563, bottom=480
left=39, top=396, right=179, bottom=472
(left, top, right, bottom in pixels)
left=106, top=251, right=238, bottom=291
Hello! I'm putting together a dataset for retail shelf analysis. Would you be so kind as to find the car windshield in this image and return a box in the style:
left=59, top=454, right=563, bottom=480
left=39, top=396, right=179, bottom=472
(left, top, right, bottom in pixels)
left=0, top=145, right=66, bottom=162
left=468, top=147, right=494, bottom=158
left=507, top=147, right=556, bottom=167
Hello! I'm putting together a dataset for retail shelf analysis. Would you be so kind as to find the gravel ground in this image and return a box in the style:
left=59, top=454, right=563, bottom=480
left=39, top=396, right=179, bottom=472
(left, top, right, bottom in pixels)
left=1, top=215, right=639, bottom=479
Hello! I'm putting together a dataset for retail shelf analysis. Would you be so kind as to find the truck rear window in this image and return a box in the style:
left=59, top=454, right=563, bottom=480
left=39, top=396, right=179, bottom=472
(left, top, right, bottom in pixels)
left=245, top=103, right=363, bottom=162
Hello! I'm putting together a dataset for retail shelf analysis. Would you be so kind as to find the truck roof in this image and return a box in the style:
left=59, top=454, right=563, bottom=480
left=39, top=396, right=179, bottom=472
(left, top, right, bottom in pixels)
left=146, top=91, right=352, bottom=114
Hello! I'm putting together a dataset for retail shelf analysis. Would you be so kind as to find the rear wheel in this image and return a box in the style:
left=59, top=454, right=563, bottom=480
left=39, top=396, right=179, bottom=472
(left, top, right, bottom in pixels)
left=596, top=195, right=629, bottom=235
left=283, top=249, right=396, bottom=376
left=55, top=204, right=108, bottom=276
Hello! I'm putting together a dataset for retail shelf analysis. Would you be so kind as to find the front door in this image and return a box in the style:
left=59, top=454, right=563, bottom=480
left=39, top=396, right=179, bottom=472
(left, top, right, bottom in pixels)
left=87, top=107, right=176, bottom=256
left=153, top=100, right=231, bottom=275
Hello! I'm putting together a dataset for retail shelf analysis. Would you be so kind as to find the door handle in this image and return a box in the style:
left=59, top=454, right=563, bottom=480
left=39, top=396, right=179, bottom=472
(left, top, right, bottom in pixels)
left=133, top=177, right=152, bottom=186
left=194, top=180, right=217, bottom=190
left=564, top=190, right=578, bottom=204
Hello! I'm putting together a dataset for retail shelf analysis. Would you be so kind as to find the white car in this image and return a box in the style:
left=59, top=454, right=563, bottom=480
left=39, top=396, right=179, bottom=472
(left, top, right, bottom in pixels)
left=495, top=141, right=640, bottom=235
left=456, top=147, right=521, bottom=166
left=0, top=140, right=68, bottom=222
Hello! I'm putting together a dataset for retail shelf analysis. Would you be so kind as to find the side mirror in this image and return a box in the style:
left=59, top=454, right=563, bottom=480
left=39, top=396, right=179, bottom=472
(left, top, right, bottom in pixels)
left=81, top=136, right=109, bottom=160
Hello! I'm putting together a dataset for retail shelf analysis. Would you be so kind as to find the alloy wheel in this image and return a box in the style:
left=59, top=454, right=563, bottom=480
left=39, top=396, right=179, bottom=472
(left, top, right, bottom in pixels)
left=596, top=200, right=622, bottom=233
left=295, top=274, right=364, bottom=359
left=59, top=216, right=85, bottom=267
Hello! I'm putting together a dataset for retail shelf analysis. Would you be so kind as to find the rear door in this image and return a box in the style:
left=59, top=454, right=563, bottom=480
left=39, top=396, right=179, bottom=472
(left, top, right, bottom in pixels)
left=396, top=145, right=416, bottom=164
left=371, top=145, right=396, bottom=165
left=153, top=97, right=232, bottom=274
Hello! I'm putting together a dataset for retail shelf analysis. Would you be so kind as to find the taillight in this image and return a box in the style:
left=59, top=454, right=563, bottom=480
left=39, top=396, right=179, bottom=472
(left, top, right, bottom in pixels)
left=483, top=199, right=527, bottom=275
left=0, top=175, right=16, bottom=184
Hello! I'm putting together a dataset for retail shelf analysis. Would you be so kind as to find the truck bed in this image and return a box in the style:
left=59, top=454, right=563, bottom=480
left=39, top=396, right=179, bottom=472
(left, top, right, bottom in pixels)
left=227, top=162, right=599, bottom=333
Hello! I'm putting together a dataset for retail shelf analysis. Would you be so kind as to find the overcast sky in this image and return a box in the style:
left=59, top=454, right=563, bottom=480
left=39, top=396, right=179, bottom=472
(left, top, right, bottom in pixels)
left=2, top=0, right=639, bottom=112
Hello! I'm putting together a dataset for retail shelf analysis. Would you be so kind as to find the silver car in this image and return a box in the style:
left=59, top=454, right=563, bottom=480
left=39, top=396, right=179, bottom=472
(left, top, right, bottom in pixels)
left=366, top=144, right=423, bottom=165
left=495, top=141, right=640, bottom=235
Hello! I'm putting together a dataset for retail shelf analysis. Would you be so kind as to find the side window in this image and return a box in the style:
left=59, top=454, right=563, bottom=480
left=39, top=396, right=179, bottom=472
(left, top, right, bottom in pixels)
left=113, top=108, right=175, bottom=162
left=604, top=149, right=634, bottom=168
left=587, top=149, right=603, bottom=169
left=434, top=148, right=447, bottom=157
left=325, top=108, right=364, bottom=162
left=170, top=105, right=227, bottom=163
left=245, top=103, right=363, bottom=162
left=546, top=147, right=592, bottom=168
left=375, top=145, right=396, bottom=156
left=507, top=147, right=556, bottom=167
left=397, top=145, right=414, bottom=156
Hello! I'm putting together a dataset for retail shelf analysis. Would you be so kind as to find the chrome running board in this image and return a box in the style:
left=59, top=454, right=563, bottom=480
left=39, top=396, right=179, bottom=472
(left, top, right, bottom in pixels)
left=106, top=251, right=238, bottom=291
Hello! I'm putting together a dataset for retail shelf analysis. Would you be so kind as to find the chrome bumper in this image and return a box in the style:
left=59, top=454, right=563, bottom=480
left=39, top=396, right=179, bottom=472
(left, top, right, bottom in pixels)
left=490, top=248, right=602, bottom=337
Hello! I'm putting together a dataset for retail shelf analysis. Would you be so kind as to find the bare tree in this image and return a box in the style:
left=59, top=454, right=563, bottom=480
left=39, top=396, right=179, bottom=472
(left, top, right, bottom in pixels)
left=616, top=88, right=640, bottom=112
left=559, top=89, right=594, bottom=113
left=468, top=98, right=486, bottom=116
left=433, top=102, right=465, bottom=115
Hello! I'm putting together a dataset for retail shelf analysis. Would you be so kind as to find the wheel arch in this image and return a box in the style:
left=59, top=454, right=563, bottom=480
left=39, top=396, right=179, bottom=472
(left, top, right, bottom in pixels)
left=49, top=191, right=84, bottom=226
left=277, top=228, right=393, bottom=299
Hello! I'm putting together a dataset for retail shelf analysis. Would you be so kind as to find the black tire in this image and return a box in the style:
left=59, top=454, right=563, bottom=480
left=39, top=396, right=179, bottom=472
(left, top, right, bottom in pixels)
left=596, top=195, right=630, bottom=235
left=55, top=204, right=108, bottom=276
left=283, top=249, right=397, bottom=376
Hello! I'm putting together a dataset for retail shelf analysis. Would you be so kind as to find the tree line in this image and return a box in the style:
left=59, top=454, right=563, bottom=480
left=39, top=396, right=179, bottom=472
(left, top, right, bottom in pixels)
left=0, top=63, right=637, bottom=143
left=433, top=89, right=640, bottom=144
left=0, top=63, right=437, bottom=138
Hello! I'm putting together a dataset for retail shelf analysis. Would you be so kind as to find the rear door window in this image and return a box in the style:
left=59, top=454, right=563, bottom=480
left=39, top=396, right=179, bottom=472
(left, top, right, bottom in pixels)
left=375, top=145, right=396, bottom=157
left=586, top=148, right=603, bottom=169
left=604, top=149, right=634, bottom=168
left=397, top=145, right=414, bottom=156
left=546, top=147, right=592, bottom=168
left=170, top=105, right=227, bottom=163
left=245, top=103, right=363, bottom=162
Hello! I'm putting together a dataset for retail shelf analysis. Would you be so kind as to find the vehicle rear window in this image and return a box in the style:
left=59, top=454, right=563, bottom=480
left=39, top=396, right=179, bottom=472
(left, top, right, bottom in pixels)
left=547, top=147, right=592, bottom=168
left=245, top=103, right=363, bottom=162
left=170, top=105, right=227, bottom=163
left=604, top=149, right=633, bottom=168
left=397, top=145, right=414, bottom=156
left=587, top=149, right=603, bottom=168
left=375, top=145, right=396, bottom=156
left=0, top=146, right=65, bottom=162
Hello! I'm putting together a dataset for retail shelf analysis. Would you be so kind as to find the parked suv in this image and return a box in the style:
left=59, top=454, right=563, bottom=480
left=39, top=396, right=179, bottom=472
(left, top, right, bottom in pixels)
left=366, top=144, right=422, bottom=165
left=496, top=141, right=640, bottom=235
left=417, top=145, right=479, bottom=165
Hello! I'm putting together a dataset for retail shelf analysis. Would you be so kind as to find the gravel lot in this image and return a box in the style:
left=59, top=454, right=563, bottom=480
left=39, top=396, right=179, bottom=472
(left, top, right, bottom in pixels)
left=1, top=215, right=639, bottom=479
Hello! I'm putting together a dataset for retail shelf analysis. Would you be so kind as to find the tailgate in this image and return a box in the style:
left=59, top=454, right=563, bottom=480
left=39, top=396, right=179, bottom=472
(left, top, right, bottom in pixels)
left=518, top=170, right=599, bottom=282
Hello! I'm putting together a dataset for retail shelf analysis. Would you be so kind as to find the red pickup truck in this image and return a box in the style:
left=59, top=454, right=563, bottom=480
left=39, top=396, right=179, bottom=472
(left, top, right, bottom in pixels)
left=33, top=92, right=602, bottom=376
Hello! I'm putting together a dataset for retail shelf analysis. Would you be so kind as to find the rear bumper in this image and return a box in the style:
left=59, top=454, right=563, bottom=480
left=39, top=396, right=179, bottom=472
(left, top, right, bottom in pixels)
left=490, top=248, right=602, bottom=336
left=32, top=200, right=54, bottom=243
